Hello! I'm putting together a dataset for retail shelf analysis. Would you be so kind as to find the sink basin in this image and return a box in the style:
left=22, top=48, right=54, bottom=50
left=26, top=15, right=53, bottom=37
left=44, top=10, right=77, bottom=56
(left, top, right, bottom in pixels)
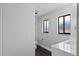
left=51, top=40, right=73, bottom=54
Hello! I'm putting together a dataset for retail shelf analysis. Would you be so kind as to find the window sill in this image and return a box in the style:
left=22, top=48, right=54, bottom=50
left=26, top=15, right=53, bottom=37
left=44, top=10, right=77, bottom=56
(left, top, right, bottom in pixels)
left=58, top=33, right=71, bottom=35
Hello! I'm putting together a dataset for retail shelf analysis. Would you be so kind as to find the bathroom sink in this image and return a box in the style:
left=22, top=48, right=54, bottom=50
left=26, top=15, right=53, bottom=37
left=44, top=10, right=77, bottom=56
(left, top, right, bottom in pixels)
left=51, top=40, right=74, bottom=54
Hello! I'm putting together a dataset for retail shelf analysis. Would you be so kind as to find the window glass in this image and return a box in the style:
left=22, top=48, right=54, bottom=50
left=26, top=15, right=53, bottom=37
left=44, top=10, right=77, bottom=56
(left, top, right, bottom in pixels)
left=58, top=14, right=70, bottom=34
left=43, top=20, right=48, bottom=33
left=65, top=16, right=70, bottom=33
left=59, top=17, right=63, bottom=33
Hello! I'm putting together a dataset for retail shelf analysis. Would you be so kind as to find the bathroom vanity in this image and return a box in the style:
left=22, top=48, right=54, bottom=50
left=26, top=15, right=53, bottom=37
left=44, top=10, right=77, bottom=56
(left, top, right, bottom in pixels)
left=51, top=40, right=76, bottom=56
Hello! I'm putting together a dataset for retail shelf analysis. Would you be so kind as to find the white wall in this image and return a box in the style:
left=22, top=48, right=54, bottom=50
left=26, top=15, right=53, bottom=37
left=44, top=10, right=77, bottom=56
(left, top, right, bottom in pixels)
left=70, top=4, right=77, bottom=55
left=36, top=4, right=77, bottom=55
left=2, top=3, right=35, bottom=56
left=0, top=4, right=2, bottom=56
left=77, top=3, right=79, bottom=56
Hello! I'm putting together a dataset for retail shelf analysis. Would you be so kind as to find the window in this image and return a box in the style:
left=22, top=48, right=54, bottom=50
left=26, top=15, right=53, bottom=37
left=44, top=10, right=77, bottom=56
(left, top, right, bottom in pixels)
left=58, top=14, right=71, bottom=34
left=42, top=20, right=48, bottom=33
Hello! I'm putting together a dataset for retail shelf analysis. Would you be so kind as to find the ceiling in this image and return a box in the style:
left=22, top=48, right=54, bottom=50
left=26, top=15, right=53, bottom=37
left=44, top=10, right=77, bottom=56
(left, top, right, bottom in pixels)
left=35, top=3, right=71, bottom=17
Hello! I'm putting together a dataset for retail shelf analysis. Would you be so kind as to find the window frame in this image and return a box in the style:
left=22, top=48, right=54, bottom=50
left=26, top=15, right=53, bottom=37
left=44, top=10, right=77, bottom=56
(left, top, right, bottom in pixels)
left=58, top=14, right=71, bottom=35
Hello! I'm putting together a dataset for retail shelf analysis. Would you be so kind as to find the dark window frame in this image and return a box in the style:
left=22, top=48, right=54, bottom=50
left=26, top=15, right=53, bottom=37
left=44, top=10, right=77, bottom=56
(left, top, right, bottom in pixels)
left=43, top=20, right=49, bottom=33
left=58, top=14, right=71, bottom=35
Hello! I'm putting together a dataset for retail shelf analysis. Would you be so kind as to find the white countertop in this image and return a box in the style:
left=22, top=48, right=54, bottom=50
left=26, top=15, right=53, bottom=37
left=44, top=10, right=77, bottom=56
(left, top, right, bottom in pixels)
left=51, top=40, right=73, bottom=54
